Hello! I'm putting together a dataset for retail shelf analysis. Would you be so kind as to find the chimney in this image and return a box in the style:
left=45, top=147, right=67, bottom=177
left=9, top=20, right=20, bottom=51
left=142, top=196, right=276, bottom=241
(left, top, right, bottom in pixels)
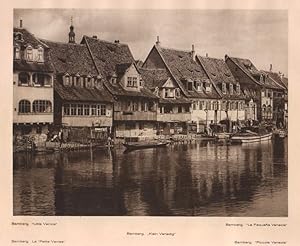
left=114, top=40, right=120, bottom=43
left=20, top=19, right=23, bottom=28
left=156, top=36, right=160, bottom=45
left=191, top=44, right=196, bottom=61
left=270, top=64, right=273, bottom=72
left=92, top=35, right=97, bottom=39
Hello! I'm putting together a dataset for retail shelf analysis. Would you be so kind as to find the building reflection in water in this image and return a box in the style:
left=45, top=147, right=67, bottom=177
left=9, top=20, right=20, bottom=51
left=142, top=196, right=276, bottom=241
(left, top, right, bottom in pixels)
left=13, top=138, right=287, bottom=216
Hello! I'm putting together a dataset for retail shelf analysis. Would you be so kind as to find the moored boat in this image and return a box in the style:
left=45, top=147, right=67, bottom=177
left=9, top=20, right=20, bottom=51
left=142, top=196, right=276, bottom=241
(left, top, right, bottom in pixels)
left=231, top=126, right=272, bottom=144
left=123, top=141, right=169, bottom=150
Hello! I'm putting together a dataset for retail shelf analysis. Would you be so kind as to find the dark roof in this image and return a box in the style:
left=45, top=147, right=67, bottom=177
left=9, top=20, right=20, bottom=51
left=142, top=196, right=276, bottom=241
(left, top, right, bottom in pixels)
left=13, top=28, right=49, bottom=49
left=159, top=97, right=191, bottom=104
left=54, top=79, right=113, bottom=103
left=139, top=68, right=170, bottom=89
left=260, top=71, right=286, bottom=90
left=226, top=56, right=263, bottom=86
left=43, top=39, right=98, bottom=76
left=197, top=56, right=246, bottom=100
left=82, top=36, right=134, bottom=78
left=13, top=28, right=54, bottom=73
left=83, top=36, right=157, bottom=99
left=261, top=71, right=287, bottom=90
left=155, top=45, right=220, bottom=99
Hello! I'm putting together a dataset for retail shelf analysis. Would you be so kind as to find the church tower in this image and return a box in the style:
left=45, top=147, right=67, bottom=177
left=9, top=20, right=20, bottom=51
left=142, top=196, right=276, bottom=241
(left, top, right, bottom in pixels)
left=68, top=17, right=75, bottom=43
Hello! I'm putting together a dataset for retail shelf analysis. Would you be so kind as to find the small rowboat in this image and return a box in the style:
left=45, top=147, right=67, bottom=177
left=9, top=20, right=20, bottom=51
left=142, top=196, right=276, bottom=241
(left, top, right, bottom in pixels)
left=231, top=132, right=272, bottom=144
left=123, top=141, right=169, bottom=150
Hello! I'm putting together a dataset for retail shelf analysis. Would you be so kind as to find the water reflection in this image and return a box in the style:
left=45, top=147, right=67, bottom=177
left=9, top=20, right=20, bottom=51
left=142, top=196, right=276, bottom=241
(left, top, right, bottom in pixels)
left=13, top=137, right=287, bottom=216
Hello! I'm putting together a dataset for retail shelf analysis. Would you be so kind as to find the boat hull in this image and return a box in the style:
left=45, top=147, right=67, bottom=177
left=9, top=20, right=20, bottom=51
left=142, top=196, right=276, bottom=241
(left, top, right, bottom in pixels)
left=231, top=132, right=273, bottom=144
left=123, top=142, right=169, bottom=150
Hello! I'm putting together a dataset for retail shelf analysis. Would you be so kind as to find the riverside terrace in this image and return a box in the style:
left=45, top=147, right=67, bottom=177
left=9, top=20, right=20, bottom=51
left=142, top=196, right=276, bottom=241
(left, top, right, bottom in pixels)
left=13, top=21, right=288, bottom=149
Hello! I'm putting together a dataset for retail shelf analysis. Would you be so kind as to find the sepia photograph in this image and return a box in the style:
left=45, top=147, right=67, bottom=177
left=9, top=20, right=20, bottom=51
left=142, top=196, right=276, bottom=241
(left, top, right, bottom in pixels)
left=12, top=9, right=288, bottom=217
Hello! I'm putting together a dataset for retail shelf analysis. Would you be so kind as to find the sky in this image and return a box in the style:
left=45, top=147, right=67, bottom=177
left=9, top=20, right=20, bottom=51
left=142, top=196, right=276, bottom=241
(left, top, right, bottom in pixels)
left=14, top=9, right=288, bottom=75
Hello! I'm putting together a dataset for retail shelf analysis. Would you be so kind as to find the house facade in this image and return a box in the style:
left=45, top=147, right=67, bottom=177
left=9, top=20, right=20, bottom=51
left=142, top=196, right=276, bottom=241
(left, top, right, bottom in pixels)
left=140, top=68, right=192, bottom=135
left=225, top=55, right=263, bottom=121
left=81, top=36, right=159, bottom=138
left=197, top=56, right=246, bottom=122
left=13, top=23, right=54, bottom=138
left=43, top=26, right=114, bottom=142
left=143, top=42, right=225, bottom=133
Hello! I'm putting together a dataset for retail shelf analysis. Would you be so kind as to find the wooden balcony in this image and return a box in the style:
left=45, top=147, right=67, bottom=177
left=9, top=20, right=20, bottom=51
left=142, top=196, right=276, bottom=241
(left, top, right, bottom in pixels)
left=157, top=113, right=191, bottom=122
left=114, top=111, right=157, bottom=121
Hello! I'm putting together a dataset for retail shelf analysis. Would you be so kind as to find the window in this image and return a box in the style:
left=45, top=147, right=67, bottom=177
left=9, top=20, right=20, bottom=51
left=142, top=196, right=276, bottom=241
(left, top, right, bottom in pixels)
left=187, top=82, right=193, bottom=91
left=25, top=45, right=33, bottom=61
left=196, top=82, right=202, bottom=91
left=33, top=73, right=52, bottom=86
left=127, top=77, right=138, bottom=87
left=193, top=102, right=197, bottom=110
left=18, top=72, right=30, bottom=85
left=18, top=100, right=30, bottom=113
left=229, top=83, right=233, bottom=95
left=141, top=101, right=148, bottom=112
left=14, top=45, right=20, bottom=60
left=213, top=101, right=218, bottom=110
left=132, top=101, right=138, bottom=111
left=165, top=88, right=175, bottom=98
left=175, top=88, right=181, bottom=97
left=178, top=106, right=182, bottom=113
left=37, top=47, right=44, bottom=62
left=91, top=105, right=97, bottom=115
left=205, top=83, right=211, bottom=93
left=236, top=84, right=240, bottom=95
left=77, top=104, right=83, bottom=115
left=139, top=78, right=143, bottom=87
left=70, top=104, right=77, bottom=115
left=184, top=106, right=190, bottom=113
left=100, top=105, right=106, bottom=116
left=199, top=101, right=204, bottom=110
left=32, top=100, right=52, bottom=113
left=165, top=105, right=173, bottom=113
left=84, top=104, right=90, bottom=115
left=95, top=78, right=102, bottom=89
left=222, top=82, right=226, bottom=94
left=64, top=104, right=70, bottom=115
left=221, top=101, right=227, bottom=111
left=206, top=101, right=212, bottom=110
left=85, top=77, right=93, bottom=88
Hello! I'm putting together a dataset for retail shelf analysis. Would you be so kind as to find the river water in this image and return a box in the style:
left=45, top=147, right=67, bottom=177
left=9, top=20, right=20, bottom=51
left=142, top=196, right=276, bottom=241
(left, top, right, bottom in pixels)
left=13, top=137, right=287, bottom=216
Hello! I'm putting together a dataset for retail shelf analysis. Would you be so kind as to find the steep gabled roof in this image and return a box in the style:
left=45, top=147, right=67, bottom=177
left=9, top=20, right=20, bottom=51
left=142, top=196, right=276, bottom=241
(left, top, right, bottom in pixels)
left=152, top=45, right=220, bottom=99
left=83, top=36, right=157, bottom=99
left=197, top=56, right=246, bottom=100
left=14, top=27, right=49, bottom=49
left=139, top=68, right=170, bottom=89
left=261, top=71, right=288, bottom=90
left=260, top=70, right=286, bottom=90
left=42, top=39, right=98, bottom=76
left=225, top=55, right=263, bottom=86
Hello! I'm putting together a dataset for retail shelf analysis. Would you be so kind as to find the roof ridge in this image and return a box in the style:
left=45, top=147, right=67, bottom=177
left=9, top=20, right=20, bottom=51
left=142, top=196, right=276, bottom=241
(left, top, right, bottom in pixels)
left=158, top=45, right=192, bottom=54
left=41, top=38, right=86, bottom=46
left=84, top=35, right=128, bottom=47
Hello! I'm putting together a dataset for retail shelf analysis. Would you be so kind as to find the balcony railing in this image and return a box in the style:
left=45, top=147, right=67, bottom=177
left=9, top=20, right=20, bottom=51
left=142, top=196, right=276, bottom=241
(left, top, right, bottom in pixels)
left=114, top=111, right=157, bottom=121
left=157, top=113, right=191, bottom=122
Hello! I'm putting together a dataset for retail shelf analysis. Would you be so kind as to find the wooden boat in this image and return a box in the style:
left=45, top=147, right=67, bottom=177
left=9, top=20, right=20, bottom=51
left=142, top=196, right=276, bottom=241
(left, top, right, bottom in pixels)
left=123, top=141, right=169, bottom=150
left=231, top=132, right=272, bottom=144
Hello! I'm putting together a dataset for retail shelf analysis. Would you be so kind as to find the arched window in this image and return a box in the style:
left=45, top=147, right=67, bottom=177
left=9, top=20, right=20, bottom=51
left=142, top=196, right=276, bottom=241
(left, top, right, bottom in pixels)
left=32, top=100, right=52, bottom=113
left=19, top=100, right=31, bottom=113
left=236, top=83, right=241, bottom=95
left=229, top=83, right=233, bottom=95
left=37, top=46, right=44, bottom=62
left=18, top=72, right=30, bottom=85
left=14, top=45, right=20, bottom=60
left=25, top=45, right=33, bottom=61
left=222, top=82, right=226, bottom=94
left=33, top=73, right=52, bottom=86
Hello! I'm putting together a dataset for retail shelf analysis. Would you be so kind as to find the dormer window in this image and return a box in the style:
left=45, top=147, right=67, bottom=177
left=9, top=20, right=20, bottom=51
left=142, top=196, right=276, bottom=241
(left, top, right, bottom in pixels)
left=14, top=32, right=23, bottom=42
left=236, top=83, right=240, bottom=95
left=95, top=76, right=102, bottom=89
left=165, top=88, right=175, bottom=98
left=139, top=78, right=143, bottom=87
left=187, top=81, right=193, bottom=91
left=127, top=77, right=137, bottom=87
left=37, top=46, right=44, bottom=63
left=14, top=45, right=20, bottom=60
left=229, top=83, right=233, bottom=95
left=74, top=74, right=81, bottom=87
left=195, top=81, right=202, bottom=91
left=25, top=45, right=33, bottom=61
left=222, top=82, right=226, bottom=94
left=64, top=73, right=71, bottom=86
left=204, top=82, right=211, bottom=93
left=175, top=88, right=181, bottom=98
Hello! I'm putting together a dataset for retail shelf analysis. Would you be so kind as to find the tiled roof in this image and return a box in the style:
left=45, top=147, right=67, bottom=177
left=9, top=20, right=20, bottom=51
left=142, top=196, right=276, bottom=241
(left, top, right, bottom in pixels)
left=159, top=97, right=191, bottom=104
left=226, top=56, right=263, bottom=86
left=42, top=39, right=98, bottom=76
left=13, top=28, right=54, bottom=72
left=139, top=68, right=170, bottom=89
left=261, top=71, right=287, bottom=90
left=13, top=28, right=49, bottom=49
left=155, top=45, right=220, bottom=99
left=260, top=71, right=286, bottom=90
left=83, top=36, right=157, bottom=99
left=54, top=79, right=113, bottom=103
left=197, top=56, right=246, bottom=100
